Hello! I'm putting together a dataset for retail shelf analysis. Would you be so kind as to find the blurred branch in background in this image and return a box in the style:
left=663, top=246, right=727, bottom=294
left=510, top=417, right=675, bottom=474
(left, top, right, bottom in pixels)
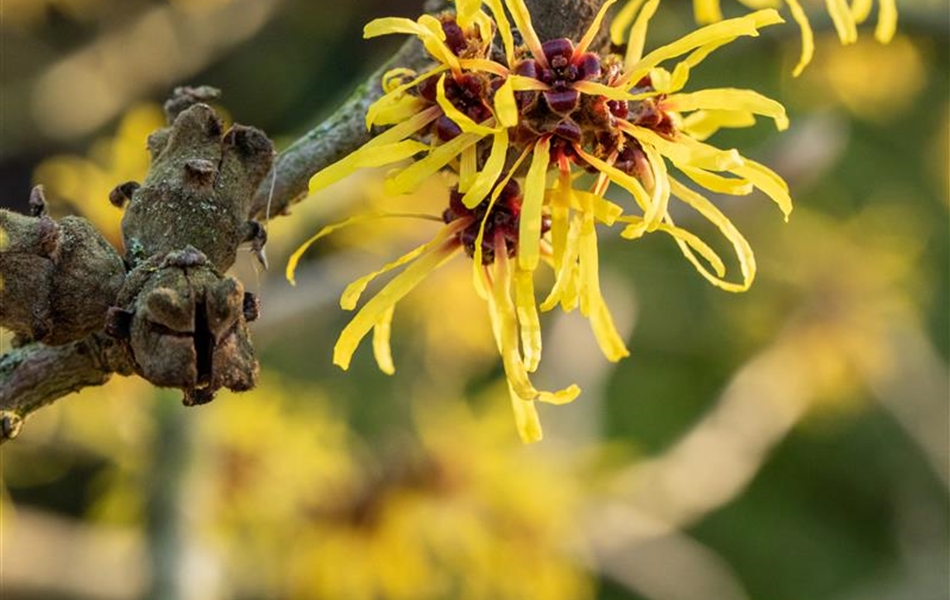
left=2, top=506, right=146, bottom=599
left=144, top=397, right=194, bottom=600
left=1, top=0, right=284, bottom=156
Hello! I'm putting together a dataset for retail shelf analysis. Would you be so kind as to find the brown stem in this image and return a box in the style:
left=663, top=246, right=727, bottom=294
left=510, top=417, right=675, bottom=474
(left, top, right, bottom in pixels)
left=525, top=0, right=607, bottom=43
left=0, top=334, right=134, bottom=441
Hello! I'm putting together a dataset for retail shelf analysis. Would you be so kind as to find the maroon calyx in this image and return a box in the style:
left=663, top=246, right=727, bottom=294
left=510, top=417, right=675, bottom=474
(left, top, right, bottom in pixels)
left=629, top=96, right=675, bottom=137
left=517, top=38, right=603, bottom=117
left=613, top=140, right=649, bottom=177
left=442, top=181, right=551, bottom=264
left=544, top=89, right=581, bottom=115
left=422, top=73, right=493, bottom=140
left=441, top=18, right=467, bottom=56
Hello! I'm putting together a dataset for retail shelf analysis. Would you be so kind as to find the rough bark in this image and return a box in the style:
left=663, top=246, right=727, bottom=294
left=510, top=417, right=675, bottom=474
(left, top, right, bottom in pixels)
left=0, top=334, right=134, bottom=439
left=1, top=89, right=272, bottom=439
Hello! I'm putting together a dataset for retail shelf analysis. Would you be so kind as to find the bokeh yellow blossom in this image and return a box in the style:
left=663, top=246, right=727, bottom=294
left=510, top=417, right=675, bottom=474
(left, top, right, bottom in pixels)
left=197, top=383, right=594, bottom=600
left=32, top=104, right=165, bottom=247
left=796, top=34, right=926, bottom=121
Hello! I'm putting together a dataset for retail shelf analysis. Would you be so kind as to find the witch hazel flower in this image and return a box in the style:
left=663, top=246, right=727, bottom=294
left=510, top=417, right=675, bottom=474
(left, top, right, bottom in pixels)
left=292, top=0, right=795, bottom=442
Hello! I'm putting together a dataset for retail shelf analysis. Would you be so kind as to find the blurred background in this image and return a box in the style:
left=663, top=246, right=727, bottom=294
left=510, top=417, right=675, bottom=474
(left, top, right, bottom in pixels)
left=1, top=0, right=947, bottom=599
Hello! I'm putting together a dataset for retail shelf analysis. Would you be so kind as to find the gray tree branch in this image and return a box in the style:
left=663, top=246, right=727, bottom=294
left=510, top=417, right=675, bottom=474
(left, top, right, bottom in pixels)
left=0, top=334, right=134, bottom=439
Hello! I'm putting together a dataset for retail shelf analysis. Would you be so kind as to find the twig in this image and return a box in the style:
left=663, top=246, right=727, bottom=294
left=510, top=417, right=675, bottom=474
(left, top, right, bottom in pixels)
left=0, top=334, right=134, bottom=438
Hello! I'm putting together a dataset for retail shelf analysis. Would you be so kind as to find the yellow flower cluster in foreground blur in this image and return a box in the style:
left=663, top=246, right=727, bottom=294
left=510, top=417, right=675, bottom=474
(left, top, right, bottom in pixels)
left=195, top=383, right=594, bottom=600
left=292, top=0, right=794, bottom=441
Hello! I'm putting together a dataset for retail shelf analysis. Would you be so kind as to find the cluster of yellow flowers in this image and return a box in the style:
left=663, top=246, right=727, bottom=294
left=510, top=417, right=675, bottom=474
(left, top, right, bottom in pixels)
left=289, top=0, right=896, bottom=442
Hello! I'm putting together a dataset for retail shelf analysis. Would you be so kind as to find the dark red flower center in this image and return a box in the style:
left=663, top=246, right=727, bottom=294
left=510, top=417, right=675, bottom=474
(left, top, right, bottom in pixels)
left=515, top=39, right=603, bottom=117
left=442, top=181, right=550, bottom=264
left=419, top=73, right=494, bottom=140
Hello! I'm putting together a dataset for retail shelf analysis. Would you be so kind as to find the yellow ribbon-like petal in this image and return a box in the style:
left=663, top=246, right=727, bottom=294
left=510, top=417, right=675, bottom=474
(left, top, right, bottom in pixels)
left=851, top=0, right=874, bottom=23
left=286, top=211, right=446, bottom=286
left=367, top=104, right=442, bottom=147
left=514, top=267, right=542, bottom=372
left=657, top=37, right=761, bottom=93
left=568, top=190, right=624, bottom=225
left=548, top=171, right=573, bottom=276
left=340, top=219, right=467, bottom=310
left=436, top=74, right=499, bottom=136
left=694, top=0, right=724, bottom=24
left=472, top=11, right=495, bottom=48
left=731, top=158, right=793, bottom=219
left=641, top=142, right=671, bottom=231
left=493, top=77, right=519, bottom=128
left=624, top=0, right=662, bottom=69
left=577, top=196, right=629, bottom=361
left=517, top=137, right=551, bottom=272
left=457, top=58, right=510, bottom=77
left=459, top=144, right=478, bottom=193
left=365, top=16, right=461, bottom=72
left=610, top=0, right=646, bottom=45
left=384, top=131, right=482, bottom=195
left=367, top=66, right=447, bottom=128
left=577, top=0, right=619, bottom=55
left=472, top=146, right=532, bottom=298
left=826, top=0, right=858, bottom=44
left=573, top=144, right=652, bottom=213
left=573, top=80, right=653, bottom=102
left=621, top=9, right=784, bottom=87
left=663, top=88, right=789, bottom=130
left=484, top=0, right=516, bottom=66
left=785, top=0, right=815, bottom=76
left=503, top=0, right=547, bottom=65
left=372, top=305, right=396, bottom=375
left=308, top=139, right=431, bottom=195
left=620, top=122, right=744, bottom=172
left=490, top=245, right=581, bottom=404
left=875, top=0, right=898, bottom=43
left=461, top=128, right=510, bottom=208
left=680, top=109, right=757, bottom=140
left=507, top=383, right=543, bottom=443
left=670, top=178, right=756, bottom=292
left=508, top=75, right=551, bottom=91
left=680, top=165, right=754, bottom=195
left=382, top=68, right=417, bottom=92
left=454, top=0, right=482, bottom=29
left=540, top=214, right=581, bottom=312
left=371, top=94, right=429, bottom=127
left=334, top=241, right=460, bottom=370
left=735, top=0, right=781, bottom=8
left=621, top=215, right=727, bottom=278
